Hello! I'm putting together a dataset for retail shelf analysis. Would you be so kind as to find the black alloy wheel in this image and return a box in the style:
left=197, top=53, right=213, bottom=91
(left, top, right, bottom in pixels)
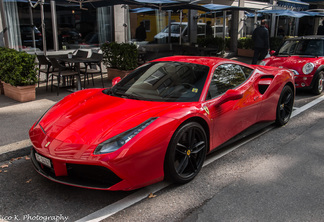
left=276, top=85, right=294, bottom=126
left=164, top=122, right=207, bottom=184
left=312, top=72, right=324, bottom=95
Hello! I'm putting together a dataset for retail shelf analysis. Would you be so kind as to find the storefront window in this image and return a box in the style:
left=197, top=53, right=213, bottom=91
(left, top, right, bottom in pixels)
left=56, top=4, right=113, bottom=50
left=11, top=0, right=113, bottom=51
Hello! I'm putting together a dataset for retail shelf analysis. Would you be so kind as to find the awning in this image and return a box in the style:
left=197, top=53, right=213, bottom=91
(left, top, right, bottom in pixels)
left=54, top=0, right=141, bottom=8
left=277, top=0, right=309, bottom=10
left=258, top=9, right=322, bottom=18
left=130, top=7, right=154, bottom=13
left=130, top=1, right=210, bottom=12
left=202, top=3, right=255, bottom=12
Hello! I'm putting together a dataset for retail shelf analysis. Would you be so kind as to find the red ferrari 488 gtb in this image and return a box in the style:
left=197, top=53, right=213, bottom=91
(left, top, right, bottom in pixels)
left=29, top=56, right=295, bottom=191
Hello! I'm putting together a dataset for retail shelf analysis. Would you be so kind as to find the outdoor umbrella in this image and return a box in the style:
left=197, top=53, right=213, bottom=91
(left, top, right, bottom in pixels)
left=258, top=9, right=318, bottom=18
left=54, top=0, right=141, bottom=8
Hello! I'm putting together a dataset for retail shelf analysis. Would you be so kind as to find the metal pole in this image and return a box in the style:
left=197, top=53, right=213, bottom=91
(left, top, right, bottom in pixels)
left=168, top=10, right=172, bottom=49
left=123, top=4, right=128, bottom=43
left=179, top=10, right=182, bottom=45
left=51, top=0, right=58, bottom=51
left=0, top=0, right=9, bottom=47
left=40, top=0, right=46, bottom=54
left=223, top=10, right=226, bottom=40
left=29, top=6, right=36, bottom=49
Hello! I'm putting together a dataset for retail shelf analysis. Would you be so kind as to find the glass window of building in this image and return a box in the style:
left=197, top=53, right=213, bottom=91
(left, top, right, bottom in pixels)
left=5, top=0, right=113, bottom=51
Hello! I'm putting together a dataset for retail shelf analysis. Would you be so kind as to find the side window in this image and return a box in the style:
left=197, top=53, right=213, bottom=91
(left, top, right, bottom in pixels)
left=241, top=66, right=254, bottom=79
left=207, top=64, right=247, bottom=100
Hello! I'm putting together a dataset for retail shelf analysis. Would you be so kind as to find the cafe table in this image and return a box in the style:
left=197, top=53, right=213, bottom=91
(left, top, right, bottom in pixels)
left=58, top=56, right=101, bottom=91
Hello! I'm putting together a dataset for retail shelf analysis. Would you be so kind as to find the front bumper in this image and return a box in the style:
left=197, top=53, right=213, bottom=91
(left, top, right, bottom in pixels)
left=31, top=148, right=122, bottom=190
left=294, top=75, right=313, bottom=88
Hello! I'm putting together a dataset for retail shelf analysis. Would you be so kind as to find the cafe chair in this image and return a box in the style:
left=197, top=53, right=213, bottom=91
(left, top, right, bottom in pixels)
left=80, top=52, right=104, bottom=88
left=72, top=50, right=89, bottom=69
left=36, top=54, right=51, bottom=90
left=74, top=50, right=88, bottom=58
left=48, top=57, right=79, bottom=96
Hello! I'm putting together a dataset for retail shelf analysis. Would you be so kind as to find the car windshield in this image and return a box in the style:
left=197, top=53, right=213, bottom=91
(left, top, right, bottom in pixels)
left=162, top=24, right=186, bottom=34
left=107, top=61, right=210, bottom=102
left=278, top=39, right=324, bottom=56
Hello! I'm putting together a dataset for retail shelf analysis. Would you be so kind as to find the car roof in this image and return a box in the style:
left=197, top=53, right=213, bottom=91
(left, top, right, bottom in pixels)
left=286, top=35, right=324, bottom=41
left=151, top=56, right=243, bottom=67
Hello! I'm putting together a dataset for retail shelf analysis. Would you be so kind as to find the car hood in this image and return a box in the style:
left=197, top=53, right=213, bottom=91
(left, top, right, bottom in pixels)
left=264, top=55, right=318, bottom=70
left=154, top=32, right=180, bottom=39
left=39, top=89, right=175, bottom=145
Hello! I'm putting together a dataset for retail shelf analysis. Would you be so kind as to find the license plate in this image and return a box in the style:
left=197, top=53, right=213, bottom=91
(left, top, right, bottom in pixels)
left=35, top=153, right=52, bottom=168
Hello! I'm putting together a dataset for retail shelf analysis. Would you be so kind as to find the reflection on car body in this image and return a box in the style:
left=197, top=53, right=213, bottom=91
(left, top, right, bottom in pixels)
left=20, top=24, right=42, bottom=49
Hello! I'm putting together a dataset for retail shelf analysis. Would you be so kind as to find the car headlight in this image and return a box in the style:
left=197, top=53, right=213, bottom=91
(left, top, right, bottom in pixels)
left=302, top=63, right=315, bottom=74
left=94, top=117, right=158, bottom=154
left=259, top=60, right=267, bottom=66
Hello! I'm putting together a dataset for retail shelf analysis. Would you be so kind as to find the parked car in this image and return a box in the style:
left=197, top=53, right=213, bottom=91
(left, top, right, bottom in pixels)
left=20, top=24, right=42, bottom=49
left=29, top=56, right=295, bottom=191
left=154, top=22, right=228, bottom=43
left=61, top=29, right=82, bottom=44
left=260, top=36, right=324, bottom=94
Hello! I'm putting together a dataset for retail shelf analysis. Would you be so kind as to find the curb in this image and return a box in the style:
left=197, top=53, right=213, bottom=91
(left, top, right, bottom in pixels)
left=0, top=146, right=31, bottom=162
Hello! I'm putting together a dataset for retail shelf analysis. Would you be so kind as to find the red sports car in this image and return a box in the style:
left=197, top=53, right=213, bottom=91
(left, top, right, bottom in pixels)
left=260, top=36, right=324, bottom=95
left=29, top=56, right=295, bottom=191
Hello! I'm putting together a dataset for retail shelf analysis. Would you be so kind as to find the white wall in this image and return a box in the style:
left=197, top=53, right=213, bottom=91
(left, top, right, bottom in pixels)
left=114, top=5, right=126, bottom=43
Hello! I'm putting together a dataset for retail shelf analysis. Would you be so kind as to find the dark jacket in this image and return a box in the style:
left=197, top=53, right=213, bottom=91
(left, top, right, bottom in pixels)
left=317, top=25, right=324, bottom=35
left=252, top=25, right=269, bottom=49
left=135, top=24, right=146, bottom=41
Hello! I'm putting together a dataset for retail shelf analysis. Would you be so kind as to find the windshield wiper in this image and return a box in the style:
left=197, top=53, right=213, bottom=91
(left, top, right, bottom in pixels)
left=122, top=92, right=145, bottom=100
left=112, top=89, right=144, bottom=100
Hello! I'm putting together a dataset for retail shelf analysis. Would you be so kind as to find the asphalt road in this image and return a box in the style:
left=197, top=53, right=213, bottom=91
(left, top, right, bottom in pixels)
left=1, top=90, right=324, bottom=222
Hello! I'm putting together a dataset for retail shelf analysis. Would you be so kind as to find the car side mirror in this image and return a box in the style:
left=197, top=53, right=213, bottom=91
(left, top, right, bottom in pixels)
left=112, top=77, right=121, bottom=86
left=270, top=50, right=276, bottom=56
left=215, top=89, right=243, bottom=106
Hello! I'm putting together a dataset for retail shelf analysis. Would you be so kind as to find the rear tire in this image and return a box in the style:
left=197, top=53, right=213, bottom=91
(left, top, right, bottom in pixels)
left=276, top=85, right=294, bottom=126
left=312, top=72, right=324, bottom=95
left=164, top=122, right=207, bottom=184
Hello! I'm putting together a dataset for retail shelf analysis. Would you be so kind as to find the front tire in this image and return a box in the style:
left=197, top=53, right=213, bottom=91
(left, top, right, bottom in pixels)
left=164, top=122, right=207, bottom=184
left=312, top=72, right=324, bottom=95
left=276, top=85, right=294, bottom=126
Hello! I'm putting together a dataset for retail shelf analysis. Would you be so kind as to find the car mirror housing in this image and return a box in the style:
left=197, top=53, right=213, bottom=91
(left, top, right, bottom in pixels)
left=270, top=50, right=276, bottom=56
left=215, top=89, right=243, bottom=106
left=112, top=77, right=122, bottom=86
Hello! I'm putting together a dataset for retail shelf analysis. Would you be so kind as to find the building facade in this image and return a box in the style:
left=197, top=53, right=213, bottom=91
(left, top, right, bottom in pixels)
left=0, top=0, right=322, bottom=52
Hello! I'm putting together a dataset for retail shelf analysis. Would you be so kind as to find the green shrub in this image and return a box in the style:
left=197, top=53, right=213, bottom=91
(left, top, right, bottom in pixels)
left=198, top=37, right=226, bottom=53
left=270, top=37, right=285, bottom=51
left=0, top=47, right=37, bottom=86
left=238, top=37, right=254, bottom=49
left=101, top=42, right=138, bottom=71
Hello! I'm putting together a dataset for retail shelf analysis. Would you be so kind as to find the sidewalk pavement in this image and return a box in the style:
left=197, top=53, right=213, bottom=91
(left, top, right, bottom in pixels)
left=0, top=55, right=252, bottom=162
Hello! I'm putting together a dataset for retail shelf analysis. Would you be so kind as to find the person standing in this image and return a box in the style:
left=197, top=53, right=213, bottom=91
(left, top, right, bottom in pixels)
left=135, top=21, right=147, bottom=42
left=206, top=21, right=212, bottom=37
left=252, top=20, right=269, bottom=65
left=317, top=20, right=324, bottom=35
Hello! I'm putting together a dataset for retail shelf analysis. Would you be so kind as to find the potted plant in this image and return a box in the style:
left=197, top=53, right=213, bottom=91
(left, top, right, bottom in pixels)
left=0, top=47, right=37, bottom=102
left=101, top=42, right=138, bottom=80
left=237, top=37, right=254, bottom=57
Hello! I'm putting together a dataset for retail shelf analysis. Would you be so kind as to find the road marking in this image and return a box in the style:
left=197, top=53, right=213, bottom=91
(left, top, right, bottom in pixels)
left=76, top=181, right=171, bottom=222
left=291, top=94, right=324, bottom=118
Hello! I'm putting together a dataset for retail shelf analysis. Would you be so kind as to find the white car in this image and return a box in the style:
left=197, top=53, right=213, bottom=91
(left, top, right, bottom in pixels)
left=154, top=22, right=228, bottom=43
